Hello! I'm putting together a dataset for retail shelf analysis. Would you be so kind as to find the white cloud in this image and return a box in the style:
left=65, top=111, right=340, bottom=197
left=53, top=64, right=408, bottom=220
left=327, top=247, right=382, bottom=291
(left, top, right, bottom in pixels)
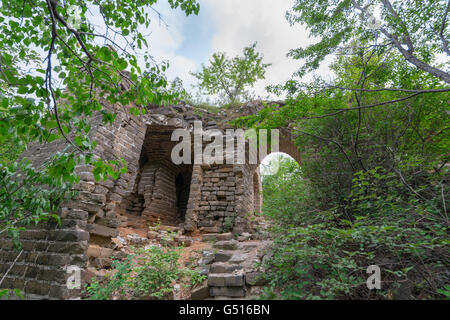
left=141, top=3, right=198, bottom=86
left=140, top=0, right=333, bottom=100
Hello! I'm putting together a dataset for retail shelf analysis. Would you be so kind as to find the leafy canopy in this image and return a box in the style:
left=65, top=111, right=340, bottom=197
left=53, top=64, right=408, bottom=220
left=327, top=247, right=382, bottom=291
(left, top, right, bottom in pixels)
left=0, top=0, right=199, bottom=245
left=258, top=51, right=449, bottom=299
left=191, top=42, right=271, bottom=104
left=286, top=0, right=450, bottom=84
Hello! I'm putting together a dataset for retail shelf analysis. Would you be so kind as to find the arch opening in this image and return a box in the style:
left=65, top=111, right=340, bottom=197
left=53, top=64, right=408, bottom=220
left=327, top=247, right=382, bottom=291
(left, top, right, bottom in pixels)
left=251, top=152, right=300, bottom=215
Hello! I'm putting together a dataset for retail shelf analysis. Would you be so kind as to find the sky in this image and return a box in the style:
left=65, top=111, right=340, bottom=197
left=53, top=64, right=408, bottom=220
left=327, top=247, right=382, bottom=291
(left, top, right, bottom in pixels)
left=145, top=0, right=333, bottom=100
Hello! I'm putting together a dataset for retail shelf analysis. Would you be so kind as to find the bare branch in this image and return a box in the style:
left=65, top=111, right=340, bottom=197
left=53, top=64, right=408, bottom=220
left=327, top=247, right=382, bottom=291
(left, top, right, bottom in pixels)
left=351, top=0, right=450, bottom=84
left=299, top=90, right=444, bottom=120
left=439, top=0, right=450, bottom=56
left=45, top=0, right=83, bottom=152
left=325, top=86, right=450, bottom=94
left=295, top=129, right=356, bottom=171
left=379, top=0, right=414, bottom=52
left=0, top=250, right=23, bottom=287
left=440, top=181, right=449, bottom=225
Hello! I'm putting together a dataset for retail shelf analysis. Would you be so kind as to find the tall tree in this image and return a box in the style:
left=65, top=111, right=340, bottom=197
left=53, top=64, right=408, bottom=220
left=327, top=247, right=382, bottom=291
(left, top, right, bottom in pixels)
left=286, top=0, right=450, bottom=84
left=191, top=42, right=271, bottom=104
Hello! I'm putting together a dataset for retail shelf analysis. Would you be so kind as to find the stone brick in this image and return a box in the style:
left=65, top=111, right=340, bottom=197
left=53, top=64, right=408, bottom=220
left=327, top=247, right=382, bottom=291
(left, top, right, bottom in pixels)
left=96, top=217, right=121, bottom=228
left=37, top=269, right=67, bottom=283
left=201, top=226, right=221, bottom=233
left=36, top=253, right=69, bottom=266
left=190, top=281, right=210, bottom=300
left=60, top=209, right=88, bottom=221
left=210, top=287, right=246, bottom=297
left=216, top=233, right=233, bottom=241
left=208, top=271, right=244, bottom=287
left=210, top=262, right=242, bottom=274
left=86, top=223, right=119, bottom=238
left=202, top=233, right=218, bottom=242
left=49, top=284, right=80, bottom=299
left=25, top=280, right=50, bottom=296
left=59, top=219, right=87, bottom=229
left=213, top=240, right=238, bottom=250
left=229, top=252, right=248, bottom=263
left=86, top=244, right=114, bottom=258
left=48, top=229, right=89, bottom=242
left=47, top=241, right=88, bottom=254
left=214, top=250, right=234, bottom=262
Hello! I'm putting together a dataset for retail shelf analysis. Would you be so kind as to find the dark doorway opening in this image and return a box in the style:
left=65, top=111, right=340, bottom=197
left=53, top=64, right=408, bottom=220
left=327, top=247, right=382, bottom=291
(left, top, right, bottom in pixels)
left=175, top=170, right=192, bottom=222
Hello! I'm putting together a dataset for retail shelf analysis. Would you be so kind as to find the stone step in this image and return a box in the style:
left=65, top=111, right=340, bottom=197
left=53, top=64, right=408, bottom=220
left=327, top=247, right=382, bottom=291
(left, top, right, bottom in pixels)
left=202, top=233, right=218, bottom=242
left=214, top=250, right=234, bottom=262
left=207, top=296, right=248, bottom=300
left=202, top=232, right=233, bottom=242
left=190, top=282, right=210, bottom=300
left=213, top=240, right=238, bottom=250
left=209, top=286, right=246, bottom=298
left=210, top=262, right=243, bottom=274
left=229, top=252, right=248, bottom=264
left=208, top=272, right=244, bottom=287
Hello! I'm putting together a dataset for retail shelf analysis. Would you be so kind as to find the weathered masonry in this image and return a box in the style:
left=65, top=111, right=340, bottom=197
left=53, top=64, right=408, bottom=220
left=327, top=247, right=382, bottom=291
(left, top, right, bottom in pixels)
left=0, top=99, right=301, bottom=299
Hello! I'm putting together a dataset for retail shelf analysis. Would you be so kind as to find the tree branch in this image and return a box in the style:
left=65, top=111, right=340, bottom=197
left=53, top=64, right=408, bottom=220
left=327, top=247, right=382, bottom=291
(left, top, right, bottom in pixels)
left=439, top=0, right=450, bottom=56
left=351, top=0, right=450, bottom=84
left=300, top=91, right=430, bottom=120
left=295, top=129, right=356, bottom=171
left=325, top=86, right=450, bottom=94
left=0, top=250, right=23, bottom=287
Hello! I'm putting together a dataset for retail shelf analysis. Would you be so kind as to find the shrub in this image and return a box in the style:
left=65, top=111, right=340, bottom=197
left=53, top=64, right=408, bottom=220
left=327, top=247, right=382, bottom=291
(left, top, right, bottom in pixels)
left=260, top=158, right=449, bottom=300
left=85, top=244, right=205, bottom=300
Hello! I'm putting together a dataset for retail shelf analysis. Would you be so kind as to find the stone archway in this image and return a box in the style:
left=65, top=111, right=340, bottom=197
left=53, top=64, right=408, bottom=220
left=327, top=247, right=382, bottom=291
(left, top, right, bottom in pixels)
left=252, top=169, right=262, bottom=214
left=246, top=127, right=301, bottom=216
left=0, top=100, right=304, bottom=299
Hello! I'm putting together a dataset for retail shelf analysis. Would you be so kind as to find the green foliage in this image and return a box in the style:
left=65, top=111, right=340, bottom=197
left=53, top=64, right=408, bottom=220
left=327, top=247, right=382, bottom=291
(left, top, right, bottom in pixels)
left=186, top=268, right=207, bottom=288
left=191, top=42, right=271, bottom=104
left=223, top=212, right=237, bottom=233
left=85, top=244, right=204, bottom=300
left=437, top=285, right=450, bottom=299
left=128, top=245, right=184, bottom=299
left=261, top=158, right=449, bottom=300
left=168, top=76, right=193, bottom=103
left=0, top=137, right=24, bottom=166
left=285, top=0, right=450, bottom=83
left=85, top=255, right=134, bottom=300
left=0, top=155, right=77, bottom=247
left=0, top=288, right=24, bottom=300
left=247, top=45, right=449, bottom=299
left=0, top=0, right=199, bottom=240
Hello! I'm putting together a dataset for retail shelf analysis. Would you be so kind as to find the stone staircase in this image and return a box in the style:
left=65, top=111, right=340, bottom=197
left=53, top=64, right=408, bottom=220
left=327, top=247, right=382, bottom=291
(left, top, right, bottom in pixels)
left=208, top=239, right=246, bottom=298
left=191, top=232, right=271, bottom=299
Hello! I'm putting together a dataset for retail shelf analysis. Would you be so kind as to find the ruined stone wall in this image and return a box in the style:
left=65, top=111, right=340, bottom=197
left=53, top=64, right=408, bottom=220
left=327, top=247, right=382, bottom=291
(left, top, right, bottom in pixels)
left=196, top=165, right=237, bottom=233
left=140, top=162, right=178, bottom=225
left=184, top=165, right=203, bottom=231
left=233, top=164, right=258, bottom=234
left=0, top=100, right=301, bottom=299
left=84, top=106, right=148, bottom=270
left=0, top=109, right=109, bottom=299
left=0, top=141, right=90, bottom=299
left=0, top=100, right=148, bottom=298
